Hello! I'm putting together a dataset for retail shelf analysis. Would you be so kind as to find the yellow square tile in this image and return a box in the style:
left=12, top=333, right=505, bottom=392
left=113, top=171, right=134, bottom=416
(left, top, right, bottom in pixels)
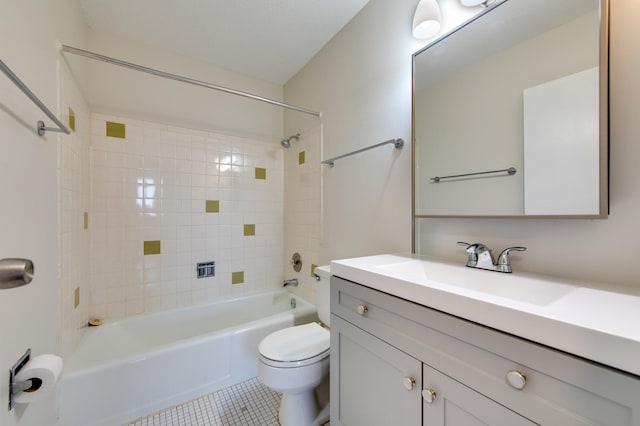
left=68, top=107, right=76, bottom=132
left=255, top=167, right=267, bottom=180
left=144, top=240, right=161, bottom=255
left=299, top=151, right=306, bottom=165
left=106, top=121, right=126, bottom=139
left=206, top=200, right=220, bottom=213
left=232, top=271, right=244, bottom=285
left=244, top=224, right=255, bottom=236
left=311, top=264, right=318, bottom=276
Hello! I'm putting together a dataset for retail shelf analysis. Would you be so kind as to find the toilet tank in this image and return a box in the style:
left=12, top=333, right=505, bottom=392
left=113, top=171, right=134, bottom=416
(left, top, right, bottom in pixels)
left=314, top=265, right=331, bottom=327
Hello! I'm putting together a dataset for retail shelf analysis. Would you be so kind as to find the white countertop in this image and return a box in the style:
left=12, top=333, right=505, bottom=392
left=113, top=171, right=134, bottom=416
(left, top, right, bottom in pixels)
left=331, top=253, right=640, bottom=377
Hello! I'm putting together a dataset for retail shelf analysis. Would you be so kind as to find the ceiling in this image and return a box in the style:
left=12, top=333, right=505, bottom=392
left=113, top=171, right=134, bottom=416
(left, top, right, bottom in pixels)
left=80, top=0, right=371, bottom=85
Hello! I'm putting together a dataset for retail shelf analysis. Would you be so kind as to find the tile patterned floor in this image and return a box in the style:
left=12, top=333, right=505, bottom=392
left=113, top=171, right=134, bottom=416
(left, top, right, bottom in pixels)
left=125, top=377, right=281, bottom=426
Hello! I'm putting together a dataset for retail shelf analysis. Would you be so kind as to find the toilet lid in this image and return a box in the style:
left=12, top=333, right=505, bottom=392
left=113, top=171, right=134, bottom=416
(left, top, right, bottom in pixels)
left=259, top=323, right=330, bottom=362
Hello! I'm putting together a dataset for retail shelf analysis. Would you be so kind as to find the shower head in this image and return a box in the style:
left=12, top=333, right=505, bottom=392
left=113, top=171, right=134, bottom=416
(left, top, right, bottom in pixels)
left=280, top=133, right=300, bottom=149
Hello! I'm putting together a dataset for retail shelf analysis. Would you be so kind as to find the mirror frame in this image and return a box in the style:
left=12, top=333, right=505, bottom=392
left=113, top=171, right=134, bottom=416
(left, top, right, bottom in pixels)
left=411, top=0, right=609, bottom=225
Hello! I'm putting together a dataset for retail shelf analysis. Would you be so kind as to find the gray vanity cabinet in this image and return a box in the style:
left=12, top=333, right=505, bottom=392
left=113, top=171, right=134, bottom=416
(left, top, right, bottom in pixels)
left=330, top=276, right=640, bottom=425
left=422, top=364, right=534, bottom=425
left=331, top=315, right=422, bottom=425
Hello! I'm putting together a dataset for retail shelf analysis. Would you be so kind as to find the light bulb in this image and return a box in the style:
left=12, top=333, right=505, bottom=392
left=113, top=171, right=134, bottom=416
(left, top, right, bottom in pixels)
left=412, top=0, right=442, bottom=39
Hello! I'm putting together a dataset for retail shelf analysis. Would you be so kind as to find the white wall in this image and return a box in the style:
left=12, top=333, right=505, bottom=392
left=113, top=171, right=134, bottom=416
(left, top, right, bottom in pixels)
left=86, top=30, right=285, bottom=142
left=0, top=1, right=87, bottom=425
left=284, top=0, right=427, bottom=262
left=286, top=0, right=640, bottom=290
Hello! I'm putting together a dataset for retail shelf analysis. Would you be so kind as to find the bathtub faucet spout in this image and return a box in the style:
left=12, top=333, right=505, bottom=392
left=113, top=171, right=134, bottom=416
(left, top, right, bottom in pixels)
left=282, top=278, right=298, bottom=287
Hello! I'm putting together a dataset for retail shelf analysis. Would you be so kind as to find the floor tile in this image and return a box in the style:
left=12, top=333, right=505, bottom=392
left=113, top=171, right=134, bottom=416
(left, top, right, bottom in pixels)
left=125, top=377, right=280, bottom=426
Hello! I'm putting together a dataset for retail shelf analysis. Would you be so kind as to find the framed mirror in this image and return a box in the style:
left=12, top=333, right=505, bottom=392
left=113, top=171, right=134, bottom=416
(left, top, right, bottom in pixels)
left=412, top=0, right=608, bottom=218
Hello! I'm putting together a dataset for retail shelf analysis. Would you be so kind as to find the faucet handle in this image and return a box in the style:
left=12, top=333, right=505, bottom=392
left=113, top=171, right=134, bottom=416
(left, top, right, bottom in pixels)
left=458, top=242, right=491, bottom=251
left=457, top=241, right=480, bottom=267
left=496, top=246, right=526, bottom=273
left=458, top=242, right=496, bottom=269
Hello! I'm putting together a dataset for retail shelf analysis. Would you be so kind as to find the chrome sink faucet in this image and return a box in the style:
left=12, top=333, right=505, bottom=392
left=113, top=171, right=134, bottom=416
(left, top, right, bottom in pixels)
left=457, top=242, right=526, bottom=273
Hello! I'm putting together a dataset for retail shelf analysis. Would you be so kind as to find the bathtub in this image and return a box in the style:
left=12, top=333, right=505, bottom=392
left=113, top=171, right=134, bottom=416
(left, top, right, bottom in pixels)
left=58, top=291, right=317, bottom=426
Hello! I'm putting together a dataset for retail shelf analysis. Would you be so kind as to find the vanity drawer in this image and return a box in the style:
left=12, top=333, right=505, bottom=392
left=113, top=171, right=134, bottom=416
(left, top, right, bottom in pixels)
left=331, top=276, right=640, bottom=425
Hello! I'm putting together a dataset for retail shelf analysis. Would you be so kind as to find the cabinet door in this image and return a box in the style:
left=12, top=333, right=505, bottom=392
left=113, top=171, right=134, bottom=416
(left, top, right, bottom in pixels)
left=422, top=364, right=535, bottom=426
left=331, top=314, right=422, bottom=426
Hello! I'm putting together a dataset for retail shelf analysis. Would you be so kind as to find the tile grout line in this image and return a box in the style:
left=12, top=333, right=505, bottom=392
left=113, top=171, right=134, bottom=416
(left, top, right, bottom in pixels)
left=124, top=377, right=282, bottom=426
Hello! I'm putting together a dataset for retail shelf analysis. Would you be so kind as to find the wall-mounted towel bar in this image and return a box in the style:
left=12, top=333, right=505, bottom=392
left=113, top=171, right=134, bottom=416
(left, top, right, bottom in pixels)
left=321, top=138, right=404, bottom=167
left=430, top=167, right=517, bottom=183
left=0, top=58, right=70, bottom=136
left=61, top=45, right=322, bottom=118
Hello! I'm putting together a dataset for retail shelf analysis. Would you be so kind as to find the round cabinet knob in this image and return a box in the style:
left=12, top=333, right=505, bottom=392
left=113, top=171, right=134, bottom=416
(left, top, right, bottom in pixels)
left=403, top=376, right=416, bottom=390
left=356, top=304, right=368, bottom=315
left=422, top=389, right=437, bottom=404
left=506, top=370, right=527, bottom=390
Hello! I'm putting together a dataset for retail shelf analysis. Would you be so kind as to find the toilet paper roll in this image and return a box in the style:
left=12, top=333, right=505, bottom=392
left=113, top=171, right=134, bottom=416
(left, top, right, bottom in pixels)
left=13, top=354, right=63, bottom=404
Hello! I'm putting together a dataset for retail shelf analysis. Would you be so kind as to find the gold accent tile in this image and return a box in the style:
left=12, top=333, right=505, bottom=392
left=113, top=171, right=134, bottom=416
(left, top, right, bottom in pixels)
left=232, top=271, right=244, bottom=285
left=244, top=224, right=255, bottom=236
left=298, top=151, right=306, bottom=165
left=255, top=167, right=267, bottom=180
left=311, top=264, right=318, bottom=276
left=74, top=287, right=80, bottom=309
left=144, top=240, right=161, bottom=255
left=205, top=200, right=220, bottom=213
left=83, top=212, right=89, bottom=230
left=106, top=121, right=126, bottom=139
left=68, top=107, right=76, bottom=132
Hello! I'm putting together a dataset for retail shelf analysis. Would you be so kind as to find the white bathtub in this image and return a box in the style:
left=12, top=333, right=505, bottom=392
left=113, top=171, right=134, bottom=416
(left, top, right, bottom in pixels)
left=58, top=291, right=317, bottom=426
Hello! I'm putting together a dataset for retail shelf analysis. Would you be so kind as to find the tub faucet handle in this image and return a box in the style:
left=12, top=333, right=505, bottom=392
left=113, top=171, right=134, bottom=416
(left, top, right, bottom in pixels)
left=290, top=252, right=302, bottom=272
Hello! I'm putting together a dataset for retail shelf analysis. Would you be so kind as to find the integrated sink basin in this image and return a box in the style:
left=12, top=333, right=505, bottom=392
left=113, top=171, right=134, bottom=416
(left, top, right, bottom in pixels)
left=375, top=258, right=576, bottom=306
left=330, top=253, right=640, bottom=377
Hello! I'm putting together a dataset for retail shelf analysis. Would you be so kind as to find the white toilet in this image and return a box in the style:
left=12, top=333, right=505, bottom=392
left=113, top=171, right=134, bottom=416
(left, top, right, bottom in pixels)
left=257, top=265, right=331, bottom=426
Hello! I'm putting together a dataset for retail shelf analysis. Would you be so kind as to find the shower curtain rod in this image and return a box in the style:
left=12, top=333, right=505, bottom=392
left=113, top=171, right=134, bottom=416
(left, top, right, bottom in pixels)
left=61, top=45, right=322, bottom=118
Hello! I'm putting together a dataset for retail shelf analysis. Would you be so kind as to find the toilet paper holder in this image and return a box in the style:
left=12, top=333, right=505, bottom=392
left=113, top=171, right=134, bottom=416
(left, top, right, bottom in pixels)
left=8, top=348, right=33, bottom=410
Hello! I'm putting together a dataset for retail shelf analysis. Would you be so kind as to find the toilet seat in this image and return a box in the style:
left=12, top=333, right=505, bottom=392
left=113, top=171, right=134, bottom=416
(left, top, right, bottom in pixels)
left=259, top=323, right=330, bottom=368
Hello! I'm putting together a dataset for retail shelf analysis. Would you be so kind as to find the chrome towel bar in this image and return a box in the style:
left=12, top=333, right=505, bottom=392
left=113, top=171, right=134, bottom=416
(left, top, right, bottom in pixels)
left=430, top=167, right=517, bottom=183
left=0, top=58, right=70, bottom=136
left=321, top=138, right=404, bottom=167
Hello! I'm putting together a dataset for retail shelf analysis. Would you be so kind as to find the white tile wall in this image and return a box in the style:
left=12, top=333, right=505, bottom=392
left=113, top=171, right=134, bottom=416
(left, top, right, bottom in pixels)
left=59, top=62, right=91, bottom=358
left=90, top=114, right=284, bottom=320
left=283, top=126, right=323, bottom=304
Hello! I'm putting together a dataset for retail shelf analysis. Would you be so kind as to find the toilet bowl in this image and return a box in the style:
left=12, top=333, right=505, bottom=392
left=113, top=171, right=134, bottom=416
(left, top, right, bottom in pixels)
left=257, top=265, right=331, bottom=426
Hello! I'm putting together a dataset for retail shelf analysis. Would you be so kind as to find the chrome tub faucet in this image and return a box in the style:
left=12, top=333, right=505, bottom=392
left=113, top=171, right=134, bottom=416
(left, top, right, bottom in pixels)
left=283, top=278, right=299, bottom=287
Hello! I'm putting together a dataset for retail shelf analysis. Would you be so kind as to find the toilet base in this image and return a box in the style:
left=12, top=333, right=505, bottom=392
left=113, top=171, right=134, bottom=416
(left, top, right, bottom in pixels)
left=279, top=391, right=330, bottom=426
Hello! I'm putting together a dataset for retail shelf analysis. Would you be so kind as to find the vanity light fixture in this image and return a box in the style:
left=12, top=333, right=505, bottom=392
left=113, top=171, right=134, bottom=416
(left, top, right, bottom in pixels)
left=412, top=0, right=442, bottom=39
